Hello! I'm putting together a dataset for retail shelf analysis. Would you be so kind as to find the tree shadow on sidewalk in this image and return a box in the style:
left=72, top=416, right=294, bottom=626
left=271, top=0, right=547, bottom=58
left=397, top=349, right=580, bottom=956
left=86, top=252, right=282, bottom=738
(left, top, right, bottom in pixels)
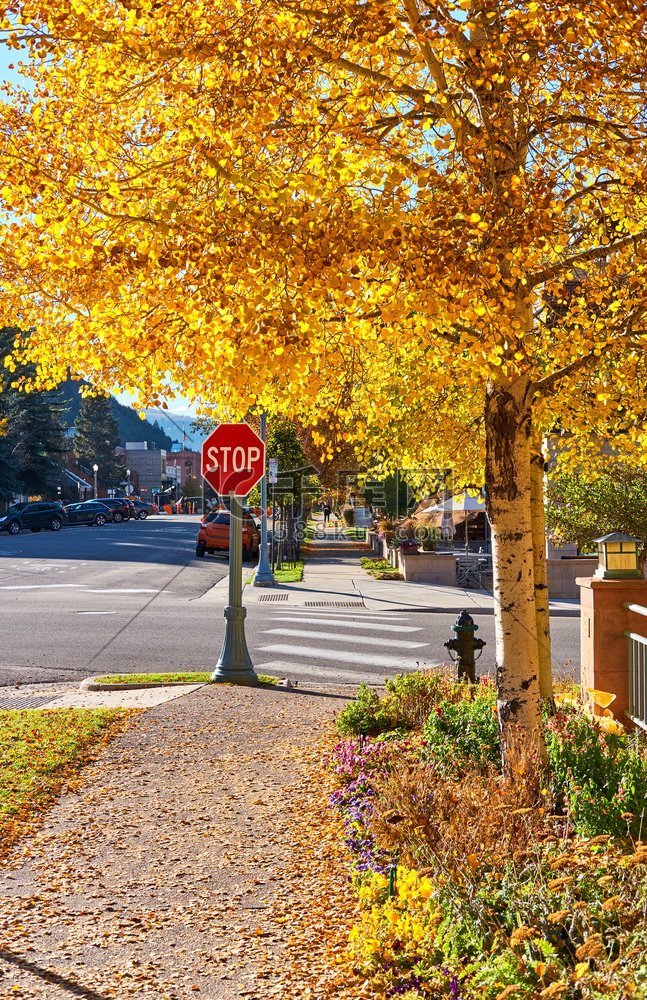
left=0, top=947, right=109, bottom=999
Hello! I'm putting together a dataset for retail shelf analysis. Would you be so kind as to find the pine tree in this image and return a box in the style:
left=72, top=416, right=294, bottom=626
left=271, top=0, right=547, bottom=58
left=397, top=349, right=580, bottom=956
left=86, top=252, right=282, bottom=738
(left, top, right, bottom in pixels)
left=73, top=394, right=124, bottom=488
left=6, top=388, right=68, bottom=497
left=0, top=327, right=68, bottom=500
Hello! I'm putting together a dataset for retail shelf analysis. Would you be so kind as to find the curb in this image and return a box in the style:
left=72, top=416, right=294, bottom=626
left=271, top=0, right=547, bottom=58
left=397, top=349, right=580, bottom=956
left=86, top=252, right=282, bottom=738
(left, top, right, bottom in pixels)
left=363, top=606, right=580, bottom=618
left=80, top=677, right=207, bottom=692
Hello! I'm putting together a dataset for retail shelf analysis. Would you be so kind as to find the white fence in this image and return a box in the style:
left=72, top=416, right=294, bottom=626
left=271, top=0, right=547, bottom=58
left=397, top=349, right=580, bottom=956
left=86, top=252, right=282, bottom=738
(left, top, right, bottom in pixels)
left=624, top=602, right=647, bottom=731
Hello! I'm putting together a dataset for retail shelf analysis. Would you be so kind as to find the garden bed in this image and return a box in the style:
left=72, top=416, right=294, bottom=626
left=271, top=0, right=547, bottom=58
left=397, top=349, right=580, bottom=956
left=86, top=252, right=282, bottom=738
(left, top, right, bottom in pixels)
left=360, top=557, right=404, bottom=581
left=326, top=672, right=647, bottom=998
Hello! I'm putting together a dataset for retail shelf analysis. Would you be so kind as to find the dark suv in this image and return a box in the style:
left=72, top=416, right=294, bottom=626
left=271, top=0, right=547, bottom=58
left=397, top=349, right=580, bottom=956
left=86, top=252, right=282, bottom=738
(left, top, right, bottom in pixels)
left=0, top=501, right=67, bottom=534
left=96, top=498, right=133, bottom=523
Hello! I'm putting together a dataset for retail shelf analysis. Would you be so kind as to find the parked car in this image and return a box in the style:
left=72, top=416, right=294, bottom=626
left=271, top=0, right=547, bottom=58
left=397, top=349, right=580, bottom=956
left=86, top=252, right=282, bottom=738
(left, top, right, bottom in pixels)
left=0, top=501, right=67, bottom=534
left=64, top=501, right=114, bottom=526
left=96, top=498, right=133, bottom=522
left=195, top=509, right=260, bottom=560
left=131, top=499, right=156, bottom=519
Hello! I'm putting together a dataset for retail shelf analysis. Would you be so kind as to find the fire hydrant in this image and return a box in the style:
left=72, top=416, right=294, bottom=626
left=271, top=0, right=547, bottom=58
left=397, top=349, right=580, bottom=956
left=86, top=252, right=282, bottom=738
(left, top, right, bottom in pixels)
left=444, top=610, right=486, bottom=683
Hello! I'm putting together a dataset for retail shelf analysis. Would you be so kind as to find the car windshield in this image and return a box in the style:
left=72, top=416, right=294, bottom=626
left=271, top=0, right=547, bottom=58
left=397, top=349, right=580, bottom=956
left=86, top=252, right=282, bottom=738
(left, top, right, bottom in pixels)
left=6, top=504, right=23, bottom=515
left=206, top=512, right=229, bottom=524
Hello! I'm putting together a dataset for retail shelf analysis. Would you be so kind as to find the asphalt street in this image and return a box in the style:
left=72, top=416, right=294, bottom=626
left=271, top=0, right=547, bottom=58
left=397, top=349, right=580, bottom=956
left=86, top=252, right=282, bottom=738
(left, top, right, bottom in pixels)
left=0, top=515, right=581, bottom=687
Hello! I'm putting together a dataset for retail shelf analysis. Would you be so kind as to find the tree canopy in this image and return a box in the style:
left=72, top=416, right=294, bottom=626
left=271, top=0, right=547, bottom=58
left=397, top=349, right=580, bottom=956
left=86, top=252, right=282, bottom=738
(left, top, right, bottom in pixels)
left=546, top=466, right=647, bottom=557
left=1, top=1, right=645, bottom=750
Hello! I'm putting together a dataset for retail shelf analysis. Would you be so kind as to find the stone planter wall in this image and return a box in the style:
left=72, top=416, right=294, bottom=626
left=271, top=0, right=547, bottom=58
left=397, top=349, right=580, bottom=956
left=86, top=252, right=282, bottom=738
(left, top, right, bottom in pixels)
left=400, top=550, right=457, bottom=585
left=547, top=556, right=596, bottom=598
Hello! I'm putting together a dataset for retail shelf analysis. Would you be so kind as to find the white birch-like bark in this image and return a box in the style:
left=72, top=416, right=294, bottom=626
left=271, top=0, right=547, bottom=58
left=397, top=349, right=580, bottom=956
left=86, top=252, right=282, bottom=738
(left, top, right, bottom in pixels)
left=485, top=376, right=546, bottom=766
left=530, top=439, right=553, bottom=700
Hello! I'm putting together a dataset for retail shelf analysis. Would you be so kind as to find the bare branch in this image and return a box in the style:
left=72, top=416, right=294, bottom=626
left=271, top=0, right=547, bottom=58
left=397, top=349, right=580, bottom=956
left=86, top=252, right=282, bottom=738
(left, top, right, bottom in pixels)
left=532, top=309, right=645, bottom=395
left=528, top=231, right=647, bottom=288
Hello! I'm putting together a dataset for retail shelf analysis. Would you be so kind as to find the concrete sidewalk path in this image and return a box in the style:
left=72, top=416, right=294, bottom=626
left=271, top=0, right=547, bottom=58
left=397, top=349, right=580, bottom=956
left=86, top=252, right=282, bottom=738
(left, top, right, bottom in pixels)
left=0, top=681, right=204, bottom=710
left=241, top=524, right=579, bottom=618
left=0, top=683, right=351, bottom=998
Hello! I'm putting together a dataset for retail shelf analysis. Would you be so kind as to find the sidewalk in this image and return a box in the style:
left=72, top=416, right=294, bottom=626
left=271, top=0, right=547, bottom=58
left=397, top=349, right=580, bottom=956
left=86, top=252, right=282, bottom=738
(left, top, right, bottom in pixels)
left=240, top=525, right=580, bottom=618
left=0, top=683, right=353, bottom=998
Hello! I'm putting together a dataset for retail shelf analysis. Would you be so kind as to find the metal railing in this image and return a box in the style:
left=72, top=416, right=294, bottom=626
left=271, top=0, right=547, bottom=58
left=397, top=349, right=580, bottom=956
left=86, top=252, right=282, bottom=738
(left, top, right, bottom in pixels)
left=624, top=602, right=647, bottom=731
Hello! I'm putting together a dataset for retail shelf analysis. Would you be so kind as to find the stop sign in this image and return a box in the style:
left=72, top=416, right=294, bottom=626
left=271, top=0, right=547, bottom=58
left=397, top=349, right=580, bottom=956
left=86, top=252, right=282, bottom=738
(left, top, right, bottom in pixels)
left=201, top=423, right=265, bottom=496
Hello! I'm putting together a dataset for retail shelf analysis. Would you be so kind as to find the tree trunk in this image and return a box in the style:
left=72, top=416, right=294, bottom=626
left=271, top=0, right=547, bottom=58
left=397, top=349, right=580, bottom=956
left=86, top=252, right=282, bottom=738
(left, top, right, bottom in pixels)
left=530, top=437, right=553, bottom=700
left=485, top=377, right=546, bottom=768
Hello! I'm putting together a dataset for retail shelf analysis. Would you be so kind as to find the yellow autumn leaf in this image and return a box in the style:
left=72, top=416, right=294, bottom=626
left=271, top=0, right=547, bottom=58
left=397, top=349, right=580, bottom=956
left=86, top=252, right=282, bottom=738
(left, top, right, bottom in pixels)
left=585, top=689, right=616, bottom=708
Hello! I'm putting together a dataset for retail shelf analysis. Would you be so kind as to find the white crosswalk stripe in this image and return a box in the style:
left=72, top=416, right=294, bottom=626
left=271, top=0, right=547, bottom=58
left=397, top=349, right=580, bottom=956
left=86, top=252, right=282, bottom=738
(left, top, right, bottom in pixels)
left=267, top=615, right=422, bottom=632
left=258, top=643, right=428, bottom=671
left=257, top=608, right=433, bottom=679
left=264, top=628, right=426, bottom=649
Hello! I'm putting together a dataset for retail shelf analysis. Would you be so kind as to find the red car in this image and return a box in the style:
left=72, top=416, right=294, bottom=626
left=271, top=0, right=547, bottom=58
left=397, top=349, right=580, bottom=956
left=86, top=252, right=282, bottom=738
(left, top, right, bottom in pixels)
left=195, top=509, right=260, bottom=561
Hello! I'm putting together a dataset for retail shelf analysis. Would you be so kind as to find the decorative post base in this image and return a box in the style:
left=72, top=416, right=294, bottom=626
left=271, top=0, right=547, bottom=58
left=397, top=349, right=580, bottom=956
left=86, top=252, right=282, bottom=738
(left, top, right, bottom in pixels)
left=212, top=606, right=259, bottom=685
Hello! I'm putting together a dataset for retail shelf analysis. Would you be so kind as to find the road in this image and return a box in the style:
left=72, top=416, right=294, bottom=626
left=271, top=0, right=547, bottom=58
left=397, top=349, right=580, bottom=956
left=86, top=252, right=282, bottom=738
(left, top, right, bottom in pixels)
left=0, top=516, right=581, bottom=687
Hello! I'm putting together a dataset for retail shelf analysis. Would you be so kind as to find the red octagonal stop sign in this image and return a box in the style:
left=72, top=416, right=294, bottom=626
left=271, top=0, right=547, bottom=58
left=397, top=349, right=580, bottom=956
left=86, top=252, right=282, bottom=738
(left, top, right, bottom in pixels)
left=201, top=423, right=265, bottom=496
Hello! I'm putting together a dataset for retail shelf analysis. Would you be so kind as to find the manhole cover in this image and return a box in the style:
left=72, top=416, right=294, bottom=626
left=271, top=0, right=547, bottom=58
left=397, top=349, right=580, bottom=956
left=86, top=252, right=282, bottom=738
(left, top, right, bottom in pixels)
left=259, top=593, right=289, bottom=602
left=303, top=601, right=365, bottom=608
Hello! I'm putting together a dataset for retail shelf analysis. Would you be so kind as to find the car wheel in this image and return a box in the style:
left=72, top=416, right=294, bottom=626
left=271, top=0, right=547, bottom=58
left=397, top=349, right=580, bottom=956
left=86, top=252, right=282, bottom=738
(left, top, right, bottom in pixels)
left=196, top=542, right=206, bottom=557
left=96, top=514, right=106, bottom=526
left=50, top=518, right=62, bottom=531
left=138, top=510, right=148, bottom=520
left=7, top=521, right=20, bottom=535
left=30, top=528, right=42, bottom=533
left=113, top=512, right=123, bottom=523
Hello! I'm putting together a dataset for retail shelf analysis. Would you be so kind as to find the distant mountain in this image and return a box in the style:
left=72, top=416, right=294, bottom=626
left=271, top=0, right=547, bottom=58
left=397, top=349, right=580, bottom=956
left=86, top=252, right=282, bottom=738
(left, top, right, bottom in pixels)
left=144, top=408, right=206, bottom=452
left=58, top=381, right=173, bottom=451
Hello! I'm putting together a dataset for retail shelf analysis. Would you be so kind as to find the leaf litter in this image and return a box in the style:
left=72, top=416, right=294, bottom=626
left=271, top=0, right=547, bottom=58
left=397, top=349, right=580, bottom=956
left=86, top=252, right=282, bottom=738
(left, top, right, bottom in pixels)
left=0, top=684, right=365, bottom=998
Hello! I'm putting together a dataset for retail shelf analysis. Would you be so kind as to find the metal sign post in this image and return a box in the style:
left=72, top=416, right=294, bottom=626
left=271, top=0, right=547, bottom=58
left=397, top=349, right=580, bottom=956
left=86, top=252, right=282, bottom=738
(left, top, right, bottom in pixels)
left=212, top=492, right=257, bottom=684
left=253, top=415, right=276, bottom=587
left=201, top=422, right=265, bottom=686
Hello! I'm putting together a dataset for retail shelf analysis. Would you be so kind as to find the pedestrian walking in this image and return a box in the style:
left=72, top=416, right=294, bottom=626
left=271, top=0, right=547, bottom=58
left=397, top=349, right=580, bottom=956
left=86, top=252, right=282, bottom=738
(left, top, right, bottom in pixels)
left=322, top=500, right=331, bottom=525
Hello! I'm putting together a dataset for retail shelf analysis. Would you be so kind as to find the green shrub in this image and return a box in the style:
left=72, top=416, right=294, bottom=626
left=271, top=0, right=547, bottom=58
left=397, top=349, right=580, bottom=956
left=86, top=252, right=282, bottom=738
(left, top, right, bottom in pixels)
left=422, top=693, right=500, bottom=773
left=359, top=556, right=404, bottom=580
left=359, top=558, right=391, bottom=570
left=336, top=684, right=391, bottom=736
left=337, top=671, right=472, bottom=737
left=545, top=710, right=647, bottom=837
left=382, top=671, right=465, bottom=730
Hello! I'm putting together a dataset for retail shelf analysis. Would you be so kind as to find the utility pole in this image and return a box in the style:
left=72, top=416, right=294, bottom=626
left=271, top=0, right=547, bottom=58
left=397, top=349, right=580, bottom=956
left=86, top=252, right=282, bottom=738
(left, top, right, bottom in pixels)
left=253, top=413, right=276, bottom=586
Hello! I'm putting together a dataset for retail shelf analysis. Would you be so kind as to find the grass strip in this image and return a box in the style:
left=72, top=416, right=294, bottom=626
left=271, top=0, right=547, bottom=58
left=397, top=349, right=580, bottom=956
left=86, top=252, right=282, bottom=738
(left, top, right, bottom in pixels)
left=94, top=671, right=280, bottom=686
left=245, top=560, right=304, bottom=585
left=359, top=557, right=403, bottom=581
left=0, top=708, right=136, bottom=859
left=274, top=560, right=304, bottom=583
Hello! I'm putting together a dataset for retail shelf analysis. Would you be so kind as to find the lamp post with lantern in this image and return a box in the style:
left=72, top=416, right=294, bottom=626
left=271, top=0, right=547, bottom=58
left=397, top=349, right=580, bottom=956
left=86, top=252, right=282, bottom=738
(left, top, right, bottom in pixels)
left=593, top=533, right=643, bottom=580
left=93, top=463, right=99, bottom=499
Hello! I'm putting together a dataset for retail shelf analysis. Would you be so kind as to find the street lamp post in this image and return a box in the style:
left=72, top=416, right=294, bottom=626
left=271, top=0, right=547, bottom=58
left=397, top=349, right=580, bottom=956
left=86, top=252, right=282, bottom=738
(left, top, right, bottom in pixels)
left=126, top=468, right=131, bottom=495
left=253, top=412, right=276, bottom=587
left=93, top=463, right=98, bottom=499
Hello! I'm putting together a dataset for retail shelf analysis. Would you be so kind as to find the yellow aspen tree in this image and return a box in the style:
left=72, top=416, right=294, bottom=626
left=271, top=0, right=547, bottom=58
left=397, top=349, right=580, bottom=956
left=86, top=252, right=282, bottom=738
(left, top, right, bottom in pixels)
left=0, top=1, right=645, bottom=760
